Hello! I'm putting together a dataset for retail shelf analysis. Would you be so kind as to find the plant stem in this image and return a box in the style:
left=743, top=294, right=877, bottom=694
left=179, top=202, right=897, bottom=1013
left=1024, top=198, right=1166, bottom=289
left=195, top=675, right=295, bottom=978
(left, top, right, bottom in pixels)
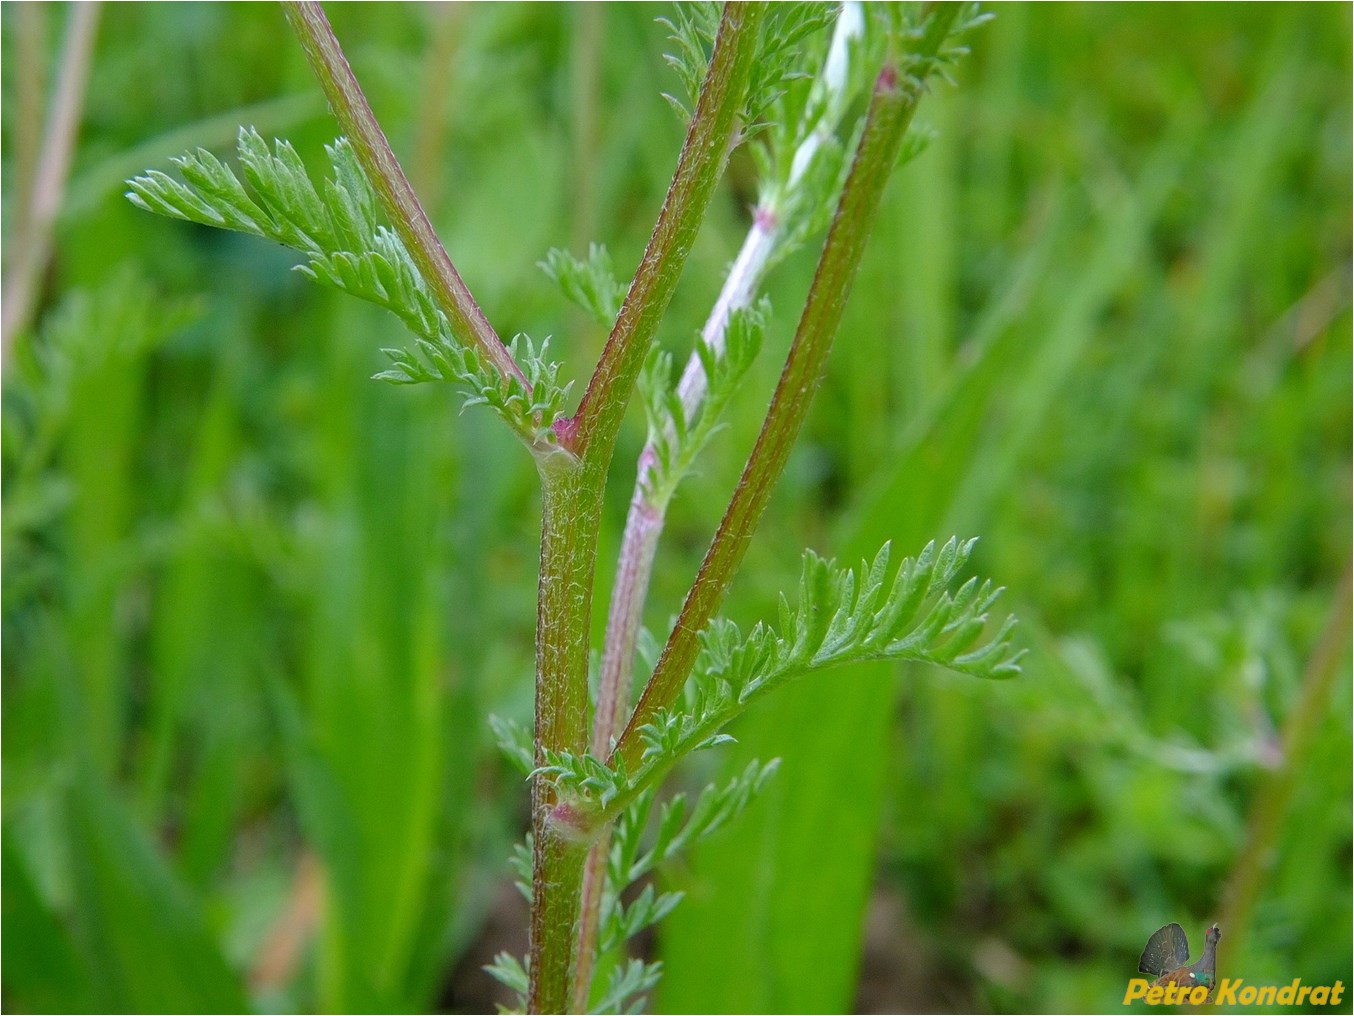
left=571, top=165, right=781, bottom=1016
left=529, top=455, right=597, bottom=1013
left=528, top=7, right=765, bottom=1010
left=1, top=3, right=100, bottom=360
left=282, top=1, right=527, bottom=389
left=573, top=16, right=869, bottom=996
left=569, top=449, right=662, bottom=1011
left=612, top=5, right=962, bottom=772
left=565, top=2, right=767, bottom=460
left=591, top=1, right=864, bottom=766
left=592, top=221, right=777, bottom=756
left=583, top=3, right=866, bottom=999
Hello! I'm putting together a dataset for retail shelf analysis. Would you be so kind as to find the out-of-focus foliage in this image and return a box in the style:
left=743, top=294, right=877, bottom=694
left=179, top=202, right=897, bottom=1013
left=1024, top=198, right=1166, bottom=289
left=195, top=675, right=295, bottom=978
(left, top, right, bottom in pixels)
left=2, top=4, right=1348, bottom=1015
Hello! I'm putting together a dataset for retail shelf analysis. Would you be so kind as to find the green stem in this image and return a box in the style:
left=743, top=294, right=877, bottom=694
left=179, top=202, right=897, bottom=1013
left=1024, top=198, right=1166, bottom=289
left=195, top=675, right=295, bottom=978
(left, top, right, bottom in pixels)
left=612, top=5, right=962, bottom=772
left=565, top=2, right=767, bottom=460
left=571, top=830, right=612, bottom=1013
left=574, top=15, right=868, bottom=999
left=528, top=7, right=765, bottom=1010
left=282, top=1, right=527, bottom=389
left=527, top=455, right=598, bottom=1013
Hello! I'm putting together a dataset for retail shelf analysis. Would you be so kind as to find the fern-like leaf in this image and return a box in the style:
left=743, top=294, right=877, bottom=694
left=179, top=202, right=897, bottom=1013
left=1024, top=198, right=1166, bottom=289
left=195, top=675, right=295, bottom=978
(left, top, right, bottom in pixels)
left=700, top=537, right=1023, bottom=703
left=532, top=748, right=630, bottom=810
left=658, top=2, right=834, bottom=135
left=535, top=537, right=1020, bottom=828
left=741, top=3, right=837, bottom=138
left=484, top=952, right=529, bottom=1013
left=637, top=299, right=767, bottom=506
left=539, top=244, right=626, bottom=327
left=656, top=3, right=722, bottom=123
left=489, top=714, right=534, bottom=776
left=128, top=128, right=569, bottom=448
left=592, top=959, right=663, bottom=1015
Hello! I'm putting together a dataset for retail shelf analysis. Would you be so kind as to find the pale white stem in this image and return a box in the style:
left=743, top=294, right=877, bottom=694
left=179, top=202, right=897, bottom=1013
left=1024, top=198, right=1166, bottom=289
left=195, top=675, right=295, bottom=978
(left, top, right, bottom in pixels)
left=788, top=1, right=862, bottom=188
left=592, top=464, right=665, bottom=754
left=593, top=0, right=865, bottom=756
left=577, top=7, right=866, bottom=1001
left=675, top=0, right=864, bottom=421
left=594, top=195, right=781, bottom=760
left=673, top=216, right=779, bottom=419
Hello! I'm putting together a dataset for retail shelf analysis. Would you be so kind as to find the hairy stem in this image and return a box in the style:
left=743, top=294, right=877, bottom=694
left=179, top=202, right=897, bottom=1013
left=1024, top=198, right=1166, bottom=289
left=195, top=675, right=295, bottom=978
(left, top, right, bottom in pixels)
left=529, top=455, right=598, bottom=1014
left=589, top=216, right=776, bottom=759
left=569, top=834, right=611, bottom=1012
left=570, top=456, right=660, bottom=1012
left=613, top=5, right=962, bottom=771
left=575, top=12, right=867, bottom=1001
left=572, top=211, right=777, bottom=1011
left=529, top=7, right=765, bottom=1010
left=1, top=3, right=100, bottom=360
left=592, top=478, right=665, bottom=757
left=566, top=2, right=767, bottom=459
left=592, top=0, right=863, bottom=777
left=282, top=1, right=527, bottom=389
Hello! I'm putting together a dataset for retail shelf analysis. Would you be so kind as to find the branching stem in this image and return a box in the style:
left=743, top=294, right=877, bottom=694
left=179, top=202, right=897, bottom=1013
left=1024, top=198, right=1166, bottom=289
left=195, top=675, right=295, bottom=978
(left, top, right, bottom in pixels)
left=574, top=73, right=814, bottom=1016
left=566, top=3, right=767, bottom=460
left=590, top=0, right=865, bottom=779
left=527, top=6, right=764, bottom=1010
left=613, top=4, right=963, bottom=772
left=575, top=10, right=868, bottom=1004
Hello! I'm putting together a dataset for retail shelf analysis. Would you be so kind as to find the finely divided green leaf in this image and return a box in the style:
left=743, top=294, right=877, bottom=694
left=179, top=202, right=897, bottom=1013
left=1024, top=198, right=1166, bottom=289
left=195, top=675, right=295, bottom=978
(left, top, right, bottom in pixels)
left=539, top=244, right=625, bottom=327
left=128, top=128, right=568, bottom=447
left=638, top=299, right=768, bottom=506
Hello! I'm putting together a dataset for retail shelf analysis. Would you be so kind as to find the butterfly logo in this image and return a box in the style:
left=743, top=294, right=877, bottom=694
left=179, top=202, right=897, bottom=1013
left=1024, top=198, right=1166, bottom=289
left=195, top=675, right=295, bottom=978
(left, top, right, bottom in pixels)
left=1138, top=922, right=1221, bottom=999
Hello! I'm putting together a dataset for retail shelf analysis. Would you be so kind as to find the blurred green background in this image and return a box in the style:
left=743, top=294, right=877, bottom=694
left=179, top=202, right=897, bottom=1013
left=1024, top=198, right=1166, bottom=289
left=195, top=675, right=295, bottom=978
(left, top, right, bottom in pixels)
left=3, top=3, right=1349, bottom=1013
